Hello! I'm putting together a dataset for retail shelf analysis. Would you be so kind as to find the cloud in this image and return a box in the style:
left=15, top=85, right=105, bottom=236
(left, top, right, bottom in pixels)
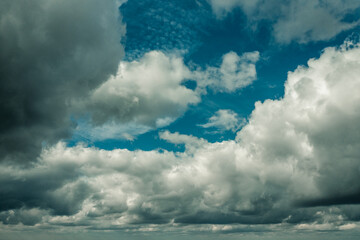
left=237, top=39, right=360, bottom=206
left=73, top=121, right=152, bottom=142
left=79, top=51, right=200, bottom=127
left=159, top=130, right=209, bottom=153
left=199, top=109, right=246, bottom=132
left=0, top=208, right=48, bottom=226
left=208, top=0, right=259, bottom=17
left=195, top=51, right=259, bottom=93
left=208, top=0, right=360, bottom=43
left=0, top=0, right=125, bottom=162
left=1, top=41, right=360, bottom=231
left=74, top=50, right=258, bottom=140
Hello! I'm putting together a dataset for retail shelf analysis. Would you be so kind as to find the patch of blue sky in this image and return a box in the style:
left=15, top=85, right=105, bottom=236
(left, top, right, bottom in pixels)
left=120, top=0, right=213, bottom=61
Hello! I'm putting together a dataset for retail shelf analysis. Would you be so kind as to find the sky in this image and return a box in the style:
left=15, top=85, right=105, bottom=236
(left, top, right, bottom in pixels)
left=1, top=0, right=360, bottom=239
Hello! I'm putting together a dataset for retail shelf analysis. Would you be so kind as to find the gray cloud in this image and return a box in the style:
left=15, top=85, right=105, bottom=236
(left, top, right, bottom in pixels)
left=208, top=0, right=360, bottom=43
left=0, top=0, right=125, bottom=163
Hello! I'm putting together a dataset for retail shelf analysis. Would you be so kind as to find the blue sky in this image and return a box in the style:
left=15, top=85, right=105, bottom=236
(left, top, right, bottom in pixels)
left=1, top=0, right=360, bottom=239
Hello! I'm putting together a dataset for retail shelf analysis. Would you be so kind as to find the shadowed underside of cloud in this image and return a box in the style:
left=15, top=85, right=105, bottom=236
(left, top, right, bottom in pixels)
left=208, top=0, right=360, bottom=43
left=1, top=40, right=360, bottom=232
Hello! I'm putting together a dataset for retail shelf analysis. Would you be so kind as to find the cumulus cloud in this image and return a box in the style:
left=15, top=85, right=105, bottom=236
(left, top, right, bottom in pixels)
left=79, top=51, right=199, bottom=127
left=199, top=109, right=246, bottom=132
left=237, top=39, right=360, bottom=206
left=0, top=0, right=125, bottom=162
left=195, top=51, right=259, bottom=93
left=74, top=50, right=259, bottom=140
left=159, top=130, right=208, bottom=153
left=1, top=41, right=360, bottom=231
left=208, top=0, right=360, bottom=43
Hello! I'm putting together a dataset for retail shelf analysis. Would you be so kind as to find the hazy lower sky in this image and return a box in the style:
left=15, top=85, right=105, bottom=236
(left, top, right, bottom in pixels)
left=1, top=0, right=360, bottom=239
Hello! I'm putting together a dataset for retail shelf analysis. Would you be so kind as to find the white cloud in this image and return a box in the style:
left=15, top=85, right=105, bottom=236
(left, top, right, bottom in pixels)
left=195, top=51, right=259, bottom=93
left=84, top=51, right=199, bottom=127
left=159, top=130, right=209, bottom=153
left=208, top=0, right=360, bottom=43
left=237, top=40, right=360, bottom=202
left=199, top=109, right=246, bottom=132
left=72, top=51, right=200, bottom=141
left=75, top=50, right=259, bottom=140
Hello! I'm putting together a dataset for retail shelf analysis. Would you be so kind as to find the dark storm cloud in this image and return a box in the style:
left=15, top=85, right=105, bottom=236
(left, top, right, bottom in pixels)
left=0, top=0, right=124, bottom=163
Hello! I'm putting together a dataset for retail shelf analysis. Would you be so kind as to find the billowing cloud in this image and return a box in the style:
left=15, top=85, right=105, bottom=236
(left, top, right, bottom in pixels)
left=237, top=39, right=360, bottom=206
left=0, top=0, right=125, bottom=162
left=199, top=109, right=246, bottom=132
left=1, top=41, right=360, bottom=232
left=208, top=0, right=360, bottom=43
left=74, top=50, right=258, bottom=140
left=80, top=51, right=199, bottom=127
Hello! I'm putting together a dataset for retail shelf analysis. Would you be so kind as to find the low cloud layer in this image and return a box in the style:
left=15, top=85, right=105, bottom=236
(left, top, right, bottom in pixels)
left=208, top=0, right=360, bottom=43
left=1, top=41, right=360, bottom=232
left=0, top=0, right=125, bottom=162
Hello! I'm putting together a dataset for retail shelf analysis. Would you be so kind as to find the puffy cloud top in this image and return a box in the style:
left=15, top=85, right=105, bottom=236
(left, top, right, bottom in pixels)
left=83, top=51, right=199, bottom=127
